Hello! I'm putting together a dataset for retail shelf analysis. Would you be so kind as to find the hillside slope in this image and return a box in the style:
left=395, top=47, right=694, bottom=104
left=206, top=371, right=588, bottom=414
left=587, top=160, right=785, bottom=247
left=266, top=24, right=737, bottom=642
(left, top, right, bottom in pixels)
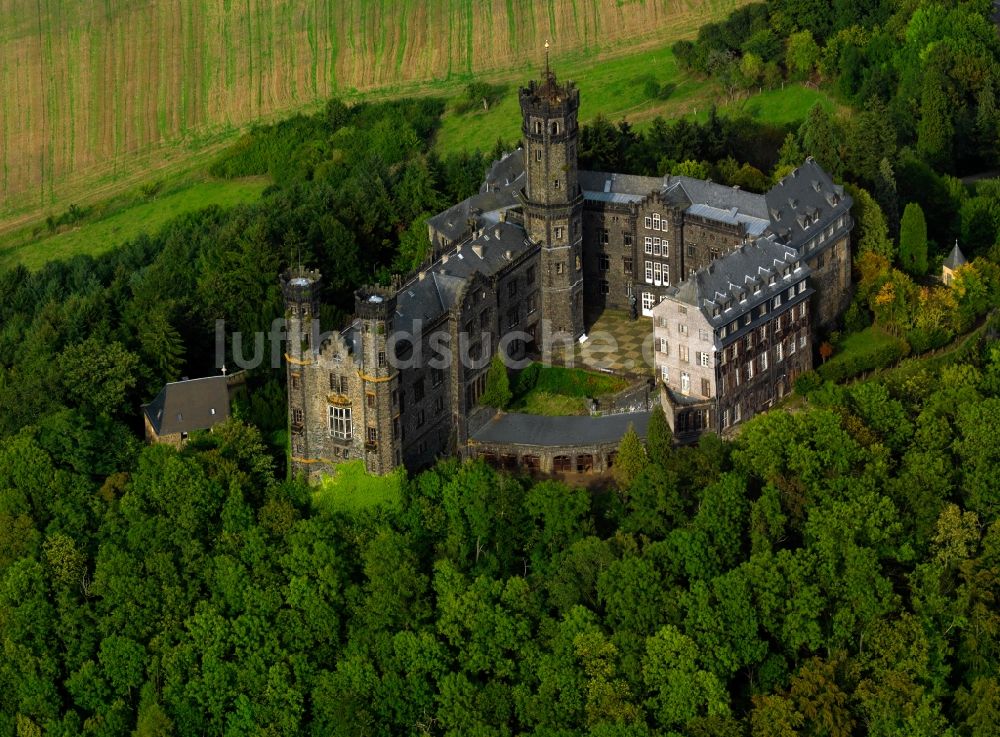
left=0, top=0, right=749, bottom=219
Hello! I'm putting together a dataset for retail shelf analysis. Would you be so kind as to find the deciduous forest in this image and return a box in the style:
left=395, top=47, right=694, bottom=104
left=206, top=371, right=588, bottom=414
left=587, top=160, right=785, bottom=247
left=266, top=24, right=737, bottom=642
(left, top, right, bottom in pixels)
left=2, top=1, right=1000, bottom=735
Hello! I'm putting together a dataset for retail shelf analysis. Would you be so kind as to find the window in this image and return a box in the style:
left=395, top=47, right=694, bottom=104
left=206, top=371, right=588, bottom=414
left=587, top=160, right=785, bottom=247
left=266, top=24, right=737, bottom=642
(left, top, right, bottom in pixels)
left=652, top=213, right=660, bottom=230
left=527, top=266, right=536, bottom=284
left=556, top=262, right=564, bottom=275
left=702, top=378, right=711, bottom=396
left=653, top=237, right=661, bottom=256
left=644, top=216, right=652, bottom=229
left=576, top=255, right=582, bottom=271
left=747, top=361, right=754, bottom=380
left=599, top=254, right=610, bottom=271
left=645, top=237, right=653, bottom=255
left=663, top=264, right=670, bottom=286
left=653, top=262, right=662, bottom=285
left=599, top=280, right=610, bottom=295
left=679, top=345, right=690, bottom=363
left=553, top=178, right=560, bottom=189
left=760, top=352, right=768, bottom=371
left=554, top=455, right=572, bottom=472
left=623, top=256, right=633, bottom=275
left=624, top=233, right=633, bottom=247
left=799, top=332, right=807, bottom=348
left=776, top=342, right=784, bottom=362
left=366, top=393, right=376, bottom=408
left=699, top=351, right=710, bottom=367
left=507, top=306, right=518, bottom=329
left=789, top=337, right=796, bottom=355
left=642, top=292, right=654, bottom=312
left=290, top=373, right=300, bottom=390
left=378, top=351, right=387, bottom=368
left=681, top=372, right=690, bottom=395
left=508, top=280, right=517, bottom=297
left=480, top=310, right=490, bottom=329
left=759, top=326, right=767, bottom=341
left=660, top=364, right=669, bottom=382
left=687, top=244, right=696, bottom=257
left=722, top=409, right=730, bottom=428
left=678, top=323, right=688, bottom=336
left=698, top=329, right=709, bottom=341
left=527, top=293, right=538, bottom=315
left=416, top=409, right=426, bottom=427
left=330, top=407, right=353, bottom=439
left=645, top=261, right=654, bottom=284
left=745, top=335, right=753, bottom=351
left=799, top=303, right=807, bottom=319
left=788, top=287, right=795, bottom=300
left=555, top=226, right=564, bottom=239
left=367, top=427, right=377, bottom=444
left=734, top=403, right=741, bottom=423
left=773, top=295, right=782, bottom=309
left=292, top=408, right=303, bottom=426
left=657, top=338, right=669, bottom=354
left=710, top=247, right=720, bottom=261
left=798, top=281, right=806, bottom=294
left=535, top=149, right=542, bottom=161
left=599, top=229, right=609, bottom=245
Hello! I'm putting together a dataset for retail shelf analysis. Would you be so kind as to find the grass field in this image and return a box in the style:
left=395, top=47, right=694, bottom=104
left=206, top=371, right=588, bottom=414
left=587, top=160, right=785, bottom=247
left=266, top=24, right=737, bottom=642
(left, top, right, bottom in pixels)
left=1, top=0, right=756, bottom=230
left=0, top=178, right=269, bottom=271
left=312, top=461, right=404, bottom=514
left=509, top=363, right=629, bottom=415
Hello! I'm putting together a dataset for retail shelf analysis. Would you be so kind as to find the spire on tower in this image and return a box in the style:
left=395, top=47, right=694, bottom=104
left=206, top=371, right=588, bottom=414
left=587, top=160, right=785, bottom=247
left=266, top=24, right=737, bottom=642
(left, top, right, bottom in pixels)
left=544, top=39, right=550, bottom=78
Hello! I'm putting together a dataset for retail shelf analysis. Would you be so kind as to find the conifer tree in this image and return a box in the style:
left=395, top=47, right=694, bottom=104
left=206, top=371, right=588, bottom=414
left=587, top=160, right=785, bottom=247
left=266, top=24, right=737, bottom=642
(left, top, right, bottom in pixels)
left=480, top=353, right=511, bottom=409
left=900, top=203, right=928, bottom=276
left=614, top=423, right=648, bottom=491
left=646, top=405, right=672, bottom=463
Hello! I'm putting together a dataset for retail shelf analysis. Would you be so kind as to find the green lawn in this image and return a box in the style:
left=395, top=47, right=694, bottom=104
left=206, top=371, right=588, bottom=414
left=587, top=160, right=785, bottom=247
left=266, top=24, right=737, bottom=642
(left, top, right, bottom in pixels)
left=816, top=326, right=910, bottom=383
left=725, top=84, right=838, bottom=125
left=433, top=38, right=842, bottom=156
left=312, top=460, right=404, bottom=514
left=509, top=363, right=629, bottom=416
left=0, top=178, right=269, bottom=271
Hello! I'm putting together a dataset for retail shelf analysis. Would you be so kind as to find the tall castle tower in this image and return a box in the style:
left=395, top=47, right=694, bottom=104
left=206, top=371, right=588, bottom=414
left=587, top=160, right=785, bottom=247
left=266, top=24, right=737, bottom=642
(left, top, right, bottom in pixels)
left=281, top=267, right=322, bottom=473
left=355, top=285, right=402, bottom=475
left=519, top=58, right=585, bottom=342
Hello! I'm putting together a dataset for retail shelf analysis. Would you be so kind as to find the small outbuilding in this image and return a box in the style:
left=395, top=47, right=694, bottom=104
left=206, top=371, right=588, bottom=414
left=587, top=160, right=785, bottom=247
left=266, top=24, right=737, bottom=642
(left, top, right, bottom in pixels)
left=943, top=241, right=967, bottom=286
left=142, top=374, right=241, bottom=447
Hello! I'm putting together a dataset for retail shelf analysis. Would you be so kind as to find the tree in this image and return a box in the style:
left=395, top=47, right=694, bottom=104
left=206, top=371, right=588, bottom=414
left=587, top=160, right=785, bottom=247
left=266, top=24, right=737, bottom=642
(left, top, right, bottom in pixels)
left=645, top=405, right=672, bottom=462
left=900, top=203, right=928, bottom=276
left=642, top=625, right=730, bottom=731
left=786, top=30, right=820, bottom=80
left=480, top=353, right=511, bottom=409
left=614, top=424, right=648, bottom=491
left=917, top=50, right=955, bottom=171
left=58, top=337, right=139, bottom=416
left=799, top=103, right=843, bottom=176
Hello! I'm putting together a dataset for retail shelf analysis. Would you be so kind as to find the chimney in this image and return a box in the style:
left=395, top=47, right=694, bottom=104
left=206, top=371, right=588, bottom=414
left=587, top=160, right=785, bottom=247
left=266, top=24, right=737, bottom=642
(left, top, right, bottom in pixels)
left=442, top=253, right=450, bottom=264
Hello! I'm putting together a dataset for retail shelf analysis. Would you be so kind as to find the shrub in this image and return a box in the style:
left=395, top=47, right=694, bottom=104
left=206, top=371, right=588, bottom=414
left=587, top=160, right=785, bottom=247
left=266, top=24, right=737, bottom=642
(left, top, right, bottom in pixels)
left=794, top=370, right=823, bottom=396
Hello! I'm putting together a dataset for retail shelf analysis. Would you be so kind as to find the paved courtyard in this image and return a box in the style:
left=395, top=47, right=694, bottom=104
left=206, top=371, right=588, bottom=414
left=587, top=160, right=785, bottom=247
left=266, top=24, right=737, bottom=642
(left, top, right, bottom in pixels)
left=545, top=309, right=655, bottom=377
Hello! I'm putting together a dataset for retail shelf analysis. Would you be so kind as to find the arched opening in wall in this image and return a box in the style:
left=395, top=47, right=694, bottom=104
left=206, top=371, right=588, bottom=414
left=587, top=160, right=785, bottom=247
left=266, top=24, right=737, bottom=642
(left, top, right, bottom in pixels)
left=576, top=454, right=594, bottom=473
left=522, top=454, right=541, bottom=472
left=534, top=120, right=543, bottom=135
left=501, top=454, right=518, bottom=471
left=482, top=451, right=498, bottom=467
left=553, top=455, right=572, bottom=472
left=606, top=450, right=618, bottom=468
left=550, top=121, right=560, bottom=135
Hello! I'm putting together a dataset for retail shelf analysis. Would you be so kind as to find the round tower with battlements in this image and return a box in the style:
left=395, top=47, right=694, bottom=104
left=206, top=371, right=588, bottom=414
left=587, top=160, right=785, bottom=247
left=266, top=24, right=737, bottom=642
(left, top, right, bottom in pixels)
left=281, top=267, right=322, bottom=472
left=354, top=285, right=402, bottom=474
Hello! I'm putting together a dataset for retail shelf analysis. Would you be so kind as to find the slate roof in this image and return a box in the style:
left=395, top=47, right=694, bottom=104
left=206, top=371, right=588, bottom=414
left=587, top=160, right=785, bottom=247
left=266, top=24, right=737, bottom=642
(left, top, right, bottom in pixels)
left=578, top=170, right=769, bottom=221
left=472, top=410, right=650, bottom=447
left=481, top=149, right=525, bottom=193
left=143, top=376, right=230, bottom=437
left=686, top=203, right=770, bottom=236
left=663, top=235, right=809, bottom=328
left=426, top=188, right=522, bottom=244
left=764, top=157, right=852, bottom=250
left=944, top=242, right=967, bottom=269
left=394, top=221, right=536, bottom=328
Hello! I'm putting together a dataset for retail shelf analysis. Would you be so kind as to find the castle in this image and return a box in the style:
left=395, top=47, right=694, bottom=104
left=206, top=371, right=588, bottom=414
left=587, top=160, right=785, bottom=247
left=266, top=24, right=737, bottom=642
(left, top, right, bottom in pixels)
left=283, top=68, right=853, bottom=480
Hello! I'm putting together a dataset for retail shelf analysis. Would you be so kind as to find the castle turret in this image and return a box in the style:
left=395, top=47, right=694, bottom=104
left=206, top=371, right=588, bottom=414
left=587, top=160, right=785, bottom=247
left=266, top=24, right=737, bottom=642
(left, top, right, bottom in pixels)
left=355, top=285, right=402, bottom=475
left=281, top=267, right=322, bottom=472
left=520, top=65, right=585, bottom=341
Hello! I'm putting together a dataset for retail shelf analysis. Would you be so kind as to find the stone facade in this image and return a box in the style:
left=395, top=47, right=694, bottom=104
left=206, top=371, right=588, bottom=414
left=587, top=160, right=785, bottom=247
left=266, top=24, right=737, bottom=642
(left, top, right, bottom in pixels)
left=286, top=69, right=855, bottom=480
left=652, top=238, right=814, bottom=442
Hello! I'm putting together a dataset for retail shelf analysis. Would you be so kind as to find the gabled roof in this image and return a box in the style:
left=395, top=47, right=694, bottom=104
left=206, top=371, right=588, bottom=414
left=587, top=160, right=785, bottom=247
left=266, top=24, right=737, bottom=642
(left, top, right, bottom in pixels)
left=143, top=376, right=230, bottom=437
left=481, top=149, right=525, bottom=193
left=944, top=242, right=967, bottom=269
left=764, top=158, right=851, bottom=249
left=659, top=235, right=808, bottom=326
